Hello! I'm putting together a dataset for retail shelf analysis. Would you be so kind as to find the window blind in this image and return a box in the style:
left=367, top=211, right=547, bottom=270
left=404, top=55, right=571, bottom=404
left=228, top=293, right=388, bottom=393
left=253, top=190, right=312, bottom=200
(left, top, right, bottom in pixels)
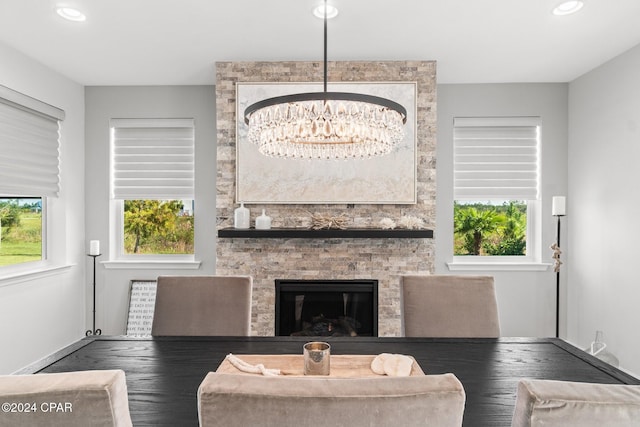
left=0, top=85, right=64, bottom=198
left=453, top=117, right=540, bottom=200
left=111, top=118, right=195, bottom=200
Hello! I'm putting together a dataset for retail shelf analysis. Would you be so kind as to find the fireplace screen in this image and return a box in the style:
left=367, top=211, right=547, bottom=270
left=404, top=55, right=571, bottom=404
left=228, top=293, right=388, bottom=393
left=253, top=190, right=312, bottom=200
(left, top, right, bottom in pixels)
left=275, top=279, right=378, bottom=337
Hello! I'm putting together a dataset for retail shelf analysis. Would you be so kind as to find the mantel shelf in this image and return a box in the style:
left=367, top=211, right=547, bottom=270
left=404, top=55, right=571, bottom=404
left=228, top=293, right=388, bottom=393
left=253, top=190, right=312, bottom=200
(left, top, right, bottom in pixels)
left=217, top=227, right=433, bottom=239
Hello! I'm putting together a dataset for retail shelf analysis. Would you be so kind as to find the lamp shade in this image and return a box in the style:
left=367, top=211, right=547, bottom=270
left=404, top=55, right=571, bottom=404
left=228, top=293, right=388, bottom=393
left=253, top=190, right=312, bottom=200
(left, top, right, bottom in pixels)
left=552, top=196, right=566, bottom=216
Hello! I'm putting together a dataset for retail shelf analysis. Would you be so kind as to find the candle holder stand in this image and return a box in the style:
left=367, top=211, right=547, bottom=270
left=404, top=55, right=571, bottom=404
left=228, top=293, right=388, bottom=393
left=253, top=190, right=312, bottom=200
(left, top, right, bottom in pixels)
left=553, top=214, right=564, bottom=338
left=86, top=254, right=102, bottom=336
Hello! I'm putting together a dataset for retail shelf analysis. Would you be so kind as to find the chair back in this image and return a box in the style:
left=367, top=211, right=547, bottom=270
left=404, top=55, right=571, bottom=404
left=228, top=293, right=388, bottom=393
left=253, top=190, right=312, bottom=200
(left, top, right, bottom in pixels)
left=198, top=372, right=466, bottom=427
left=512, top=378, right=640, bottom=427
left=0, top=369, right=132, bottom=427
left=151, top=275, right=252, bottom=336
left=401, top=275, right=500, bottom=337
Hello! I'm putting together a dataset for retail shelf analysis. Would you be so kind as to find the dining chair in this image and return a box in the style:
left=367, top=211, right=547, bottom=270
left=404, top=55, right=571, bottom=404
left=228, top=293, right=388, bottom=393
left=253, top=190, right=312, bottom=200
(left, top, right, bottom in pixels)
left=0, top=369, right=132, bottom=427
left=151, top=275, right=252, bottom=336
left=400, top=275, right=500, bottom=337
left=511, top=378, right=640, bottom=427
left=197, top=372, right=466, bottom=427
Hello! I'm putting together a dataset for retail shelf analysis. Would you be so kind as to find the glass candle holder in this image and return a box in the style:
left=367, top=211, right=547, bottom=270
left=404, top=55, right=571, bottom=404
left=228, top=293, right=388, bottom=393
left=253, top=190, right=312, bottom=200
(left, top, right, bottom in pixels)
left=303, top=341, right=330, bottom=375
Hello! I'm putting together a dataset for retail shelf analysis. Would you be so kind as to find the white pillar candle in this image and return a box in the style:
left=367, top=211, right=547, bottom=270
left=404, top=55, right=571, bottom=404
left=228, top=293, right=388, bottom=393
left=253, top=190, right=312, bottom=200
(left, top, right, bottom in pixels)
left=552, top=196, right=566, bottom=216
left=89, top=240, right=100, bottom=255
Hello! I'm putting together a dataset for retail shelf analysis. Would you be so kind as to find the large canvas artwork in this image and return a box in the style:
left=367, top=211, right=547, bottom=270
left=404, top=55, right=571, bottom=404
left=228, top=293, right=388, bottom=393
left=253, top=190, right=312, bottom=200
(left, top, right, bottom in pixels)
left=236, top=82, right=417, bottom=204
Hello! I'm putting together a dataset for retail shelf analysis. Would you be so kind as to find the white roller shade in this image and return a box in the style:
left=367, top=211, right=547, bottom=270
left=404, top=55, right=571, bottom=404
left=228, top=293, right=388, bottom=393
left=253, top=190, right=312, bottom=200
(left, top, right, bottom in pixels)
left=0, top=86, right=64, bottom=198
left=454, top=117, right=540, bottom=200
left=111, top=118, right=195, bottom=200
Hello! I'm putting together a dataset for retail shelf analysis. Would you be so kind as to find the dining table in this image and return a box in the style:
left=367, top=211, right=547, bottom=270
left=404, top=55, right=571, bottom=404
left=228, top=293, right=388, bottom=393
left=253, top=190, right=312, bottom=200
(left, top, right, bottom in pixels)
left=15, top=336, right=640, bottom=427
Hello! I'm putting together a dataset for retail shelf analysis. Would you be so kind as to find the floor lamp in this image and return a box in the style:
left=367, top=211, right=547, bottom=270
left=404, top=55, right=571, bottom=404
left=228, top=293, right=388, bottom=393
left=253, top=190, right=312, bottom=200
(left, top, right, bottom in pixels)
left=552, top=196, right=566, bottom=338
left=86, top=240, right=102, bottom=336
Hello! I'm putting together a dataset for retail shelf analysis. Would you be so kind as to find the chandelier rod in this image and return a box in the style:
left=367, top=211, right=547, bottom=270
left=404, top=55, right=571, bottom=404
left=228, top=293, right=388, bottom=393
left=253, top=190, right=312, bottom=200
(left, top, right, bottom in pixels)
left=242, top=0, right=407, bottom=126
left=323, top=0, right=328, bottom=93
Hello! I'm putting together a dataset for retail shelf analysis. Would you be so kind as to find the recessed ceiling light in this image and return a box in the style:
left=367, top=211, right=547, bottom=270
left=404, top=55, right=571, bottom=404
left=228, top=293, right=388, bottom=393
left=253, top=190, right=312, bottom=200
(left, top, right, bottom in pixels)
left=313, top=4, right=338, bottom=19
left=552, top=1, right=584, bottom=16
left=55, top=6, right=86, bottom=22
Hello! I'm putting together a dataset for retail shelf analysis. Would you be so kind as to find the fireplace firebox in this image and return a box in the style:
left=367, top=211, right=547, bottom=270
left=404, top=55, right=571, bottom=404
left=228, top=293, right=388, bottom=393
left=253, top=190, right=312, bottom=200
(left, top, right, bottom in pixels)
left=275, top=279, right=378, bottom=337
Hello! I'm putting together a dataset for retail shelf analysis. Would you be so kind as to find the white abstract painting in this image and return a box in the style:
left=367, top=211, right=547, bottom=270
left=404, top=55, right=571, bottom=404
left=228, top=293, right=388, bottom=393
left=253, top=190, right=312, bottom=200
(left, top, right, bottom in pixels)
left=236, top=82, right=417, bottom=204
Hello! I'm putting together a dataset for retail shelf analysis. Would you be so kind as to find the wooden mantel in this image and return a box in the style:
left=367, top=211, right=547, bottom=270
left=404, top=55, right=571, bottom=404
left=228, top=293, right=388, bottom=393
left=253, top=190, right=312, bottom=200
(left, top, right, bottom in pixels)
left=217, top=228, right=434, bottom=239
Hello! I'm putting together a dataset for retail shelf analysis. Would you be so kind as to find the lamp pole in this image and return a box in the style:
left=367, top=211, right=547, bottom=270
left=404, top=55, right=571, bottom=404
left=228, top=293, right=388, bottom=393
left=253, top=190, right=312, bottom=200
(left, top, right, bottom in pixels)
left=555, top=215, right=562, bottom=338
left=551, top=196, right=566, bottom=338
left=86, top=253, right=102, bottom=336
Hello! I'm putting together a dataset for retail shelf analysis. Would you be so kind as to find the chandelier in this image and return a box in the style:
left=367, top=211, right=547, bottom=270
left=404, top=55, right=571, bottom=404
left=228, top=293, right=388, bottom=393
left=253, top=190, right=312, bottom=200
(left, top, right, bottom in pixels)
left=243, top=0, right=407, bottom=160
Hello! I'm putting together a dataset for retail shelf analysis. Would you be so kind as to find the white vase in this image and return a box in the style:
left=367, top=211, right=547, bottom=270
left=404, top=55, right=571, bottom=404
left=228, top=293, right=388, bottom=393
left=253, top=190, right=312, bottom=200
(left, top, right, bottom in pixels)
left=255, top=209, right=272, bottom=230
left=234, top=203, right=250, bottom=229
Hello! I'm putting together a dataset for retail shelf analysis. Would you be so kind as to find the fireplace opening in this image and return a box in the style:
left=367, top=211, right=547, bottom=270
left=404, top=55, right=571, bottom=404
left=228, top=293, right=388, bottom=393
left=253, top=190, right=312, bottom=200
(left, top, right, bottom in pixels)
left=275, top=279, right=378, bottom=337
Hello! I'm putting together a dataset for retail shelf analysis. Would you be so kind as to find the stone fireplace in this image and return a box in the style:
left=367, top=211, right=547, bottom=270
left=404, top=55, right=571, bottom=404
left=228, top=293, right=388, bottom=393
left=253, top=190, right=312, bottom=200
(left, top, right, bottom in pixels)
left=275, top=279, right=378, bottom=337
left=215, top=60, right=436, bottom=336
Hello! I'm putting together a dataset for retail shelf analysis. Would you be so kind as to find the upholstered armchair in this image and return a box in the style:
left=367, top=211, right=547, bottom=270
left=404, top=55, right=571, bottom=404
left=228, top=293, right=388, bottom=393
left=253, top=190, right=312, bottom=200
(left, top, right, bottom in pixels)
left=400, top=275, right=501, bottom=338
left=198, top=372, right=466, bottom=427
left=0, top=369, right=132, bottom=427
left=512, top=378, right=640, bottom=427
left=151, top=275, right=253, bottom=336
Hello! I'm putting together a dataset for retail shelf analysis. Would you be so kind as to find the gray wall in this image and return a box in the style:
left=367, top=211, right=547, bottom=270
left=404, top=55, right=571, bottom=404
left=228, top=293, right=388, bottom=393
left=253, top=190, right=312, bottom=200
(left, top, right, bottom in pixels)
left=568, top=43, right=640, bottom=377
left=84, top=82, right=570, bottom=339
left=83, top=82, right=571, bottom=339
left=436, top=83, right=569, bottom=337
left=84, top=86, right=217, bottom=334
left=0, top=41, right=86, bottom=374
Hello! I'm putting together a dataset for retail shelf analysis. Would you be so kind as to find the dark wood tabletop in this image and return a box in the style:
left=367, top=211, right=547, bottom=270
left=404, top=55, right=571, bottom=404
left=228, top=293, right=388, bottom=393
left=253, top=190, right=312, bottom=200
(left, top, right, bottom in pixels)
left=16, top=336, right=640, bottom=427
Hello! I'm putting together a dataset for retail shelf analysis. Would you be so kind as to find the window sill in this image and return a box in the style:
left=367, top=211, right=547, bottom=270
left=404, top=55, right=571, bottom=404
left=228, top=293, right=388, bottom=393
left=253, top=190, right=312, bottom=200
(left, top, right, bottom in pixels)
left=446, top=261, right=552, bottom=272
left=102, top=260, right=201, bottom=270
left=0, top=263, right=74, bottom=288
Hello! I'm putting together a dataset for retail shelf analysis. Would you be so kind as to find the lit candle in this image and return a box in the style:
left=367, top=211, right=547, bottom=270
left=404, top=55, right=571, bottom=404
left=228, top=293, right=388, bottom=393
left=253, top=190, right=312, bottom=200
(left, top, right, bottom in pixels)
left=552, top=196, right=566, bottom=216
left=89, top=240, right=100, bottom=255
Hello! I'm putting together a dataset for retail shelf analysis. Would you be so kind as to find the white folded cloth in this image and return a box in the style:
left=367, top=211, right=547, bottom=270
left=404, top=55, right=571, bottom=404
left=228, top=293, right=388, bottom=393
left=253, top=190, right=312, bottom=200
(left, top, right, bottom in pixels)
left=225, top=354, right=281, bottom=376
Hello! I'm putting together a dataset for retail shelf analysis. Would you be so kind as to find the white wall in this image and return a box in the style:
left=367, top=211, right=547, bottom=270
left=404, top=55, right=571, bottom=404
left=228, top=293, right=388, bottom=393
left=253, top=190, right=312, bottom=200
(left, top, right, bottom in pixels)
left=84, top=86, right=217, bottom=335
left=436, top=83, right=569, bottom=337
left=568, top=43, right=640, bottom=377
left=0, top=42, right=86, bottom=374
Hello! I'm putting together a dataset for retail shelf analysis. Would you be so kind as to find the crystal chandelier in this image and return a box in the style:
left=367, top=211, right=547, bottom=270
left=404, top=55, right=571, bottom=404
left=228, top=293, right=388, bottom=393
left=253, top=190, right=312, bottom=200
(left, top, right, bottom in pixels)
left=243, top=1, right=407, bottom=160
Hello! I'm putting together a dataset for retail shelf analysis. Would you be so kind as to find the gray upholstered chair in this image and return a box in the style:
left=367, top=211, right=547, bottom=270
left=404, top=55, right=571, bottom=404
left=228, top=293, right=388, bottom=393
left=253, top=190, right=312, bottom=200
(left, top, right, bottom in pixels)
left=400, top=275, right=500, bottom=337
left=151, top=275, right=253, bottom=336
left=0, top=369, right=132, bottom=427
left=511, top=378, right=640, bottom=427
left=197, top=372, right=466, bottom=427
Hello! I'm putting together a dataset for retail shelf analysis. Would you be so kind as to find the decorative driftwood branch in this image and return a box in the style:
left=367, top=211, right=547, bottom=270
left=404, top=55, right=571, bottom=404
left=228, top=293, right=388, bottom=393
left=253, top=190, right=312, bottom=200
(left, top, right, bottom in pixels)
left=309, top=212, right=349, bottom=230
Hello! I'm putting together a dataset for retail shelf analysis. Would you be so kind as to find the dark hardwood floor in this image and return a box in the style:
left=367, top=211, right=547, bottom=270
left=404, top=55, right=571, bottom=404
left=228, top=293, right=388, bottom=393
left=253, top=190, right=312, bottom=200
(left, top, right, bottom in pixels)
left=17, top=336, right=639, bottom=427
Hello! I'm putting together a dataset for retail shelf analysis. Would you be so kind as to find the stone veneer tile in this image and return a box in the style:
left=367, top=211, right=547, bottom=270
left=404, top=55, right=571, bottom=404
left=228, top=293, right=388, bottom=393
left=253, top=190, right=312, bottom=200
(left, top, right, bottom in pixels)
left=216, top=61, right=436, bottom=336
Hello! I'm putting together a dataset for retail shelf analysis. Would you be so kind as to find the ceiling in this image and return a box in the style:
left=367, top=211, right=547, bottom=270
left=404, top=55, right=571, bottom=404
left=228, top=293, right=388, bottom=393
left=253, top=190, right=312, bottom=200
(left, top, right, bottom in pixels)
left=1, top=0, right=640, bottom=86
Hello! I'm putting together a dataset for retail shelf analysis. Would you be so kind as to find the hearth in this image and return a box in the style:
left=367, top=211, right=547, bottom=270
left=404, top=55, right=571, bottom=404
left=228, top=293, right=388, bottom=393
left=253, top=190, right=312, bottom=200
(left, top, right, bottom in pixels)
left=275, top=279, right=378, bottom=337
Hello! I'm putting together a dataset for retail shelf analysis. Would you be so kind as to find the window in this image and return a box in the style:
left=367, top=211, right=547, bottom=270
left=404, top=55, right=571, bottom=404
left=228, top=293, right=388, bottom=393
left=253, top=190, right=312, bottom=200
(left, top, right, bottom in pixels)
left=121, top=199, right=194, bottom=255
left=453, top=117, right=541, bottom=264
left=110, top=119, right=195, bottom=258
left=0, top=85, right=63, bottom=270
left=0, top=198, right=43, bottom=266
